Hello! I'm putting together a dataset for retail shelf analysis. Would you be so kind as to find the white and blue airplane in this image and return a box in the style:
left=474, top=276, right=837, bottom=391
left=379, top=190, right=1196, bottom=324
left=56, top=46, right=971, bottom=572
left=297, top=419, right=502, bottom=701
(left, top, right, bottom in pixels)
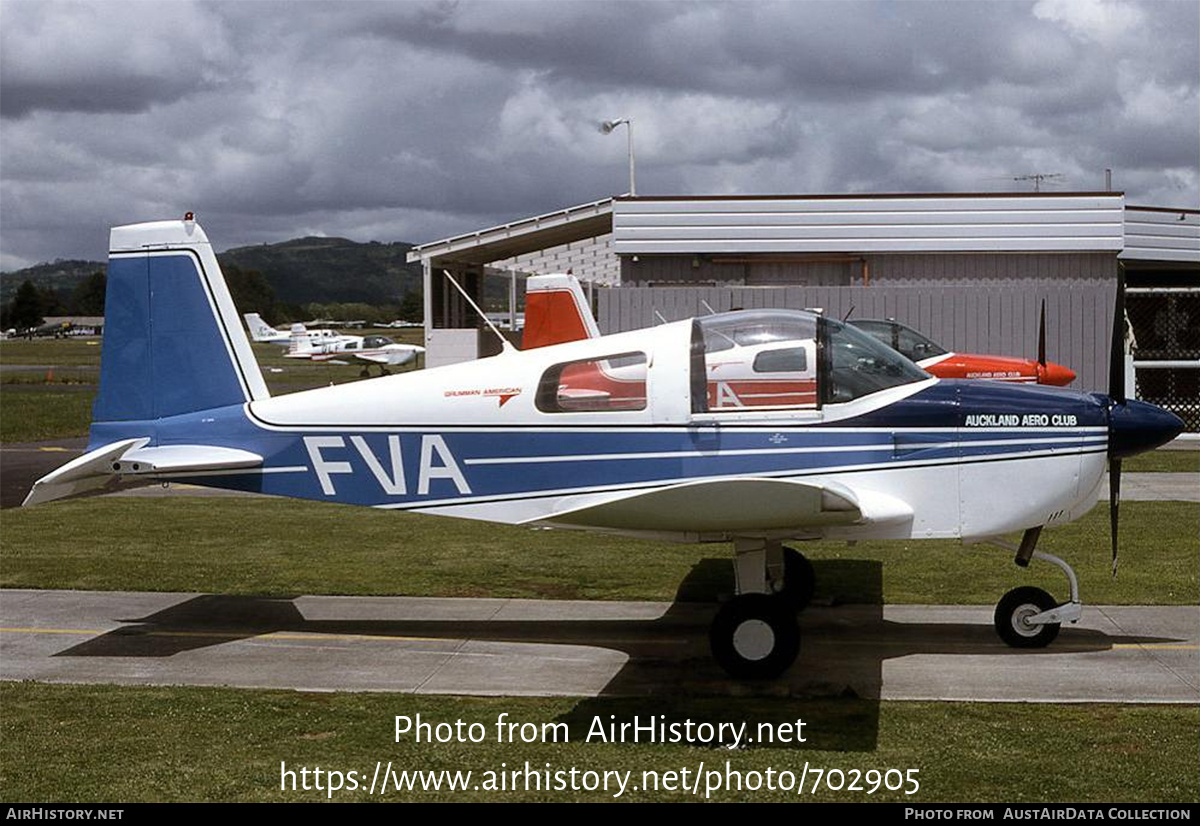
left=24, top=217, right=1183, bottom=678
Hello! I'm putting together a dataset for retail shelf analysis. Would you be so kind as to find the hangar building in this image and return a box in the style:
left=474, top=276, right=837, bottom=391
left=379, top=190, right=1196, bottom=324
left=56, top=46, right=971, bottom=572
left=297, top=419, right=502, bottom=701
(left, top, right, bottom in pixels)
left=407, top=192, right=1200, bottom=429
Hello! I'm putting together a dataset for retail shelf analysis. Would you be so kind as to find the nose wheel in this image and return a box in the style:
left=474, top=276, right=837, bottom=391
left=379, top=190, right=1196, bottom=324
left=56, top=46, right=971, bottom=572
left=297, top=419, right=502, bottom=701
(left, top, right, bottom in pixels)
left=995, top=586, right=1061, bottom=648
left=979, top=531, right=1082, bottom=649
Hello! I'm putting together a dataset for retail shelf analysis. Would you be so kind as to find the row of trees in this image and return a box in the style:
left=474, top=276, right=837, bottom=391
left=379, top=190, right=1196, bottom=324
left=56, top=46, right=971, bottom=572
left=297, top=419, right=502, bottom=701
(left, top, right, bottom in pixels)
left=0, top=266, right=424, bottom=332
left=0, top=272, right=107, bottom=331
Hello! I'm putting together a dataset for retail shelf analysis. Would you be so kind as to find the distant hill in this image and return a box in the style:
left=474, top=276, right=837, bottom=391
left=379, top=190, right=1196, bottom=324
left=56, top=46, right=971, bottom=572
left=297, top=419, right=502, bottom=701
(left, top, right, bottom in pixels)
left=1, top=236, right=424, bottom=306
left=0, top=260, right=103, bottom=303
left=219, top=237, right=422, bottom=304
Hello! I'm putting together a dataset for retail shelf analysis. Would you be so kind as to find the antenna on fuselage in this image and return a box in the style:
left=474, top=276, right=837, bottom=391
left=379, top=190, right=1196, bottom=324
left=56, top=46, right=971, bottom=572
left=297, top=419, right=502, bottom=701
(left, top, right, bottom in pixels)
left=441, top=270, right=515, bottom=354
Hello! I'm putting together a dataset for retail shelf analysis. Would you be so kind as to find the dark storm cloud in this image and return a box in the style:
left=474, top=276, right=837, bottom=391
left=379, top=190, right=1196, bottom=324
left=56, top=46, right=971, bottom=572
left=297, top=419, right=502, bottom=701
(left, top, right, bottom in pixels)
left=0, top=0, right=1196, bottom=270
left=0, top=1, right=237, bottom=118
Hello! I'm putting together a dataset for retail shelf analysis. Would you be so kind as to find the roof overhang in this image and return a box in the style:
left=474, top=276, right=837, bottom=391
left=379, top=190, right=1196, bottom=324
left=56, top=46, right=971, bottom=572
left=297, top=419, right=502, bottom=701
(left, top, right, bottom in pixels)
left=406, top=198, right=613, bottom=266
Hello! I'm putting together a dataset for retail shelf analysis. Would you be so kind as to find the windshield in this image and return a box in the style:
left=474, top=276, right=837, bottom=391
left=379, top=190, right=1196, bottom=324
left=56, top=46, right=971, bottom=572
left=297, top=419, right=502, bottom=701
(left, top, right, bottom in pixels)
left=850, top=319, right=948, bottom=362
left=824, top=319, right=930, bottom=403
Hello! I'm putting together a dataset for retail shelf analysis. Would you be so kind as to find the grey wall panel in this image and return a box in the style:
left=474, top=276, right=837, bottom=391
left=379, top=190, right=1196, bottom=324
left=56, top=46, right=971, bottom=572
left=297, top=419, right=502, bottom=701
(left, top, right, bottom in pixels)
left=624, top=252, right=1116, bottom=286
left=1122, top=208, right=1200, bottom=264
left=867, top=252, right=1116, bottom=283
left=614, top=195, right=1125, bottom=255
left=597, top=280, right=1118, bottom=391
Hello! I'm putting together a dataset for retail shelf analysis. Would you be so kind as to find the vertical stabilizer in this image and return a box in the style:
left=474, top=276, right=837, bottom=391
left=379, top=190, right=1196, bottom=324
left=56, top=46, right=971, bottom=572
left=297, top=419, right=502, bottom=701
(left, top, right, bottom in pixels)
left=94, top=218, right=269, bottom=428
left=522, top=274, right=600, bottom=349
left=244, top=312, right=285, bottom=343
left=288, top=323, right=314, bottom=356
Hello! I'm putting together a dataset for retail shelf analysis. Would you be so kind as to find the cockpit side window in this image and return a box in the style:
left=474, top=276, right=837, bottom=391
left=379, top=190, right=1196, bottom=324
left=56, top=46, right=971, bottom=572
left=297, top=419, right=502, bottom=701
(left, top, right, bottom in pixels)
left=821, top=319, right=930, bottom=404
left=850, top=319, right=947, bottom=362
left=536, top=352, right=648, bottom=413
left=894, top=324, right=947, bottom=361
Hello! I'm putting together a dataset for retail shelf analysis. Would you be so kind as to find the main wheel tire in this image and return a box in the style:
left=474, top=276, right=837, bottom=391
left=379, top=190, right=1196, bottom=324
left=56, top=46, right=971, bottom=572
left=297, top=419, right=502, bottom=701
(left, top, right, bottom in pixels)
left=776, top=547, right=816, bottom=612
left=995, top=586, right=1060, bottom=648
left=710, top=594, right=800, bottom=679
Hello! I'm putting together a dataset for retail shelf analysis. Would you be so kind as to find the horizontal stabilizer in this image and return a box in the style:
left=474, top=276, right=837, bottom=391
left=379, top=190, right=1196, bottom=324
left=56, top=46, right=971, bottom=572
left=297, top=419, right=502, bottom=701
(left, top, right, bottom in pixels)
left=530, top=477, right=911, bottom=534
left=23, top=440, right=262, bottom=507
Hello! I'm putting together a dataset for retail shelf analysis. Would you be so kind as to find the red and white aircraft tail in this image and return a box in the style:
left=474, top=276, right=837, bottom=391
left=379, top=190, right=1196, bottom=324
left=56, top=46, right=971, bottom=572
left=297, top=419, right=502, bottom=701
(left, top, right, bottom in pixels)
left=522, top=274, right=599, bottom=349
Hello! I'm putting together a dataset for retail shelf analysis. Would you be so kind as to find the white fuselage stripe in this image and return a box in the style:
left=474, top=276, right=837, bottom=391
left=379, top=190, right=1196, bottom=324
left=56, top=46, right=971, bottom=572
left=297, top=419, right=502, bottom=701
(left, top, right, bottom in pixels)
left=461, top=435, right=1107, bottom=466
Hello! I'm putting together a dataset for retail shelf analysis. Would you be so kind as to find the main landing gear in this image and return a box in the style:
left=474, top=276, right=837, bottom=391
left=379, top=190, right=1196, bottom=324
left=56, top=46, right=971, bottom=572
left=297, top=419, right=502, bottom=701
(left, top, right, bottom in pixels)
left=710, top=540, right=815, bottom=679
left=987, top=526, right=1082, bottom=649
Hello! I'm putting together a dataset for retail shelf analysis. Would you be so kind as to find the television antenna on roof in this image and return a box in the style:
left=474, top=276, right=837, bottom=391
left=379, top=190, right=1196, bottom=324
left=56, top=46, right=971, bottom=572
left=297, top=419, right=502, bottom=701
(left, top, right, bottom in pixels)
left=1013, top=173, right=1064, bottom=193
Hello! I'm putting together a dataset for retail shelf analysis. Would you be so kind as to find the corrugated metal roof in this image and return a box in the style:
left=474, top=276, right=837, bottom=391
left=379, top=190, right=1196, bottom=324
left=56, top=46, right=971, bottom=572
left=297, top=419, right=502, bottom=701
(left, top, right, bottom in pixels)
left=613, top=193, right=1127, bottom=254
left=1121, top=206, right=1200, bottom=264
left=406, top=193, right=1198, bottom=266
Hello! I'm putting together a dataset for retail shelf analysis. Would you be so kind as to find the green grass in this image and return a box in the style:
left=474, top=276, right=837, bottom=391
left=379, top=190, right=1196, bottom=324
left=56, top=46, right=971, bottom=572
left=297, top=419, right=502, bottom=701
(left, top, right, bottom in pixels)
left=0, top=388, right=95, bottom=442
left=0, top=683, right=1194, bottom=802
left=0, top=341, right=427, bottom=443
left=0, top=338, right=103, bottom=366
left=2, top=497, right=1195, bottom=605
left=1123, top=449, right=1199, bottom=473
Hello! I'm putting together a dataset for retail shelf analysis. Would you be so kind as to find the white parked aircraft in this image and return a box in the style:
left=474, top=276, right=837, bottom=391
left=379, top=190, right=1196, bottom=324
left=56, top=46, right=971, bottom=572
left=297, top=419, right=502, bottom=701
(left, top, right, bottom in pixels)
left=244, top=313, right=423, bottom=375
left=244, top=313, right=356, bottom=349
left=25, top=218, right=1182, bottom=678
left=285, top=325, right=424, bottom=375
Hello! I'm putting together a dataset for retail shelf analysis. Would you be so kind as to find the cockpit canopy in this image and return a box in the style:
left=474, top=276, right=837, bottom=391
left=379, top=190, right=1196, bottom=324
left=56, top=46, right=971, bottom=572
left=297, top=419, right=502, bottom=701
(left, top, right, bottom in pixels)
left=535, top=309, right=930, bottom=416
left=848, top=319, right=948, bottom=363
left=692, top=310, right=929, bottom=411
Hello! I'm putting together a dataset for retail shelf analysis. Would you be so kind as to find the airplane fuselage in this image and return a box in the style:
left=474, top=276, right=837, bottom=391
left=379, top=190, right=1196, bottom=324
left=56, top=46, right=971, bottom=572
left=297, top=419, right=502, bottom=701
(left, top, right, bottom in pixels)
left=90, top=321, right=1110, bottom=544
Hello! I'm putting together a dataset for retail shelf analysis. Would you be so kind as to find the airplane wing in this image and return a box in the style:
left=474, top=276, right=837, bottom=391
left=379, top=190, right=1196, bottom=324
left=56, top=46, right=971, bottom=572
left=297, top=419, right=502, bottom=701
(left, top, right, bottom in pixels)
left=23, top=440, right=262, bottom=507
left=352, top=352, right=392, bottom=364
left=528, top=477, right=912, bottom=534
left=353, top=347, right=425, bottom=366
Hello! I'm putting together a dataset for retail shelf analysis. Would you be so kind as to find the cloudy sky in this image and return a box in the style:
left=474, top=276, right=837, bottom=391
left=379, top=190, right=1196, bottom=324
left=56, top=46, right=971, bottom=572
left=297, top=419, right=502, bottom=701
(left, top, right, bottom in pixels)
left=1, top=0, right=1197, bottom=270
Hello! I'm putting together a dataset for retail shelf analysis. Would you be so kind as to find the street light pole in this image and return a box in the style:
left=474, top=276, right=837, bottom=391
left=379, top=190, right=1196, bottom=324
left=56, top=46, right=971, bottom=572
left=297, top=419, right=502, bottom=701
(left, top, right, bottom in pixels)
left=600, top=118, right=636, bottom=196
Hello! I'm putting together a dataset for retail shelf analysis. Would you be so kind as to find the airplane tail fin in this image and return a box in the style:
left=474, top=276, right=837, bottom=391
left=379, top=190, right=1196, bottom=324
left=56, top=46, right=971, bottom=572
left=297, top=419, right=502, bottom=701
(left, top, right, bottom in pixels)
left=244, top=312, right=282, bottom=342
left=92, top=217, right=269, bottom=434
left=287, top=323, right=313, bottom=356
left=522, top=274, right=600, bottom=349
left=26, top=217, right=270, bottom=506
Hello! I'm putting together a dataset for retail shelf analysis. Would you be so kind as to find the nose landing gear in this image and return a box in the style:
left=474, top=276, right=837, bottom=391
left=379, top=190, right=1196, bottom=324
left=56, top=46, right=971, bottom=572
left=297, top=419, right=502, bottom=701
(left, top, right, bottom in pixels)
left=983, top=528, right=1082, bottom=649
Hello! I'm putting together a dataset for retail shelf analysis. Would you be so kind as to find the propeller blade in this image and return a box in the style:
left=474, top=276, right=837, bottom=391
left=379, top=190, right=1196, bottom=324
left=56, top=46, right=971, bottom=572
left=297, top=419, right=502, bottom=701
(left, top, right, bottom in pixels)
left=1037, top=299, right=1046, bottom=367
left=1109, top=457, right=1122, bottom=577
left=1109, top=266, right=1126, bottom=404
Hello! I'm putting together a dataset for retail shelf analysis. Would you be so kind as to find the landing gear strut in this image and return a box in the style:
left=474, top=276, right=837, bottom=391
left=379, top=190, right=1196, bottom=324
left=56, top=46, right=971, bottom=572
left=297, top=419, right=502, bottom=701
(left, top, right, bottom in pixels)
left=982, top=527, right=1082, bottom=649
left=709, top=539, right=815, bottom=679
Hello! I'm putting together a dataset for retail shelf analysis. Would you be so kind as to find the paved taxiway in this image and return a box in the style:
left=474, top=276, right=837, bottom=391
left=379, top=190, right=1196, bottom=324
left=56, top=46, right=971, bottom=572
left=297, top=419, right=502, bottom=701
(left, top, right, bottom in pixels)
left=1, top=589, right=1195, bottom=702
